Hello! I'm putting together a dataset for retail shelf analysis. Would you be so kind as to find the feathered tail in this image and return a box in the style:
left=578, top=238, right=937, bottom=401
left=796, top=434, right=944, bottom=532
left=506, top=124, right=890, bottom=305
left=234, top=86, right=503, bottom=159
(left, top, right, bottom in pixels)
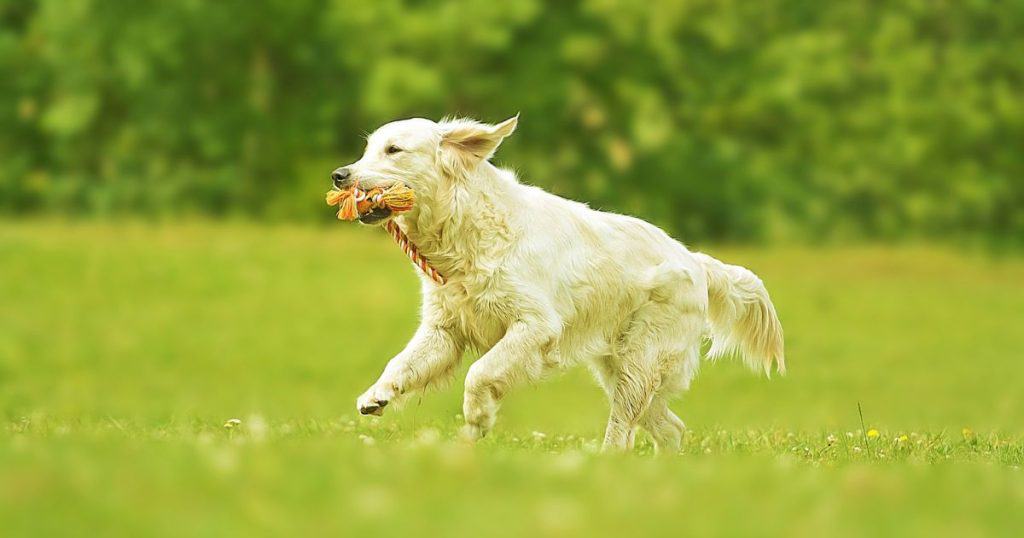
left=694, top=253, right=786, bottom=377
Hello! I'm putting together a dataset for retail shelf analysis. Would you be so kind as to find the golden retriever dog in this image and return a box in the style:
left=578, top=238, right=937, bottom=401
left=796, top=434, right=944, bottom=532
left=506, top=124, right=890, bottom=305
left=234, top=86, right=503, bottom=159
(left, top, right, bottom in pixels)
left=331, top=115, right=784, bottom=452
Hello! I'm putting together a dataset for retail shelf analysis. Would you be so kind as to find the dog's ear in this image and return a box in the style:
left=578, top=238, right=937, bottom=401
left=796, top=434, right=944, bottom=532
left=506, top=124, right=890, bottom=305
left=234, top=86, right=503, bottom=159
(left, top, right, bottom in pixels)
left=440, top=115, right=518, bottom=164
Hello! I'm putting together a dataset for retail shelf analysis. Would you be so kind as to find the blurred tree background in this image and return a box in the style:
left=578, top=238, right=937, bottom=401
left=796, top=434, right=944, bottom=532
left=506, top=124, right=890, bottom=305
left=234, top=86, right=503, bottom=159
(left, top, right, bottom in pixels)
left=1, top=0, right=1021, bottom=242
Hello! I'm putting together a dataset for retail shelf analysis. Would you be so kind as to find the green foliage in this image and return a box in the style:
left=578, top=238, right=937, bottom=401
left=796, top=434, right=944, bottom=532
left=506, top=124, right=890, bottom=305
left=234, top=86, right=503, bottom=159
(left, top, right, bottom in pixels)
left=1, top=1, right=1023, bottom=241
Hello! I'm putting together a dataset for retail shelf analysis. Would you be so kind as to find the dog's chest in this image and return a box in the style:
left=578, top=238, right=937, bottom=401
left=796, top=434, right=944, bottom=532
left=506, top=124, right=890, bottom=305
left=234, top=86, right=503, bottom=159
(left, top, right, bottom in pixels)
left=436, top=277, right=512, bottom=352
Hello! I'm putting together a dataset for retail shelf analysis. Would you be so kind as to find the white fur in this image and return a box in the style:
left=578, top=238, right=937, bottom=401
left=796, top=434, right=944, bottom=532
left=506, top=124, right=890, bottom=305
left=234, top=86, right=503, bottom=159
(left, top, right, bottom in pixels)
left=343, top=116, right=785, bottom=452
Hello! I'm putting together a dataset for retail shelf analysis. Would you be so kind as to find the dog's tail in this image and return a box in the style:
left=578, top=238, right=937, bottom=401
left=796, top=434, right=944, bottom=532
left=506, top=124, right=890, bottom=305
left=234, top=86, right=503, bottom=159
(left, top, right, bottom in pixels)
left=695, top=252, right=785, bottom=377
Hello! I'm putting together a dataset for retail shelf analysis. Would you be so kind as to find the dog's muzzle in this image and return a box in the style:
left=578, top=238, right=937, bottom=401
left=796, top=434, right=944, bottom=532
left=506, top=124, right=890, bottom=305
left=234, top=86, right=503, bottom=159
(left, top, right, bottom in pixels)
left=331, top=167, right=353, bottom=189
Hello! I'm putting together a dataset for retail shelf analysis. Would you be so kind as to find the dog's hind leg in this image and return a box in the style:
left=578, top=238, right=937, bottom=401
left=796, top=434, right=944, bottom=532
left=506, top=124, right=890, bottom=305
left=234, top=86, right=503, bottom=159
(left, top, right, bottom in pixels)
left=602, top=352, right=659, bottom=451
left=603, top=263, right=703, bottom=452
left=639, top=397, right=686, bottom=454
left=601, top=302, right=673, bottom=451
left=639, top=336, right=700, bottom=454
left=589, top=355, right=641, bottom=450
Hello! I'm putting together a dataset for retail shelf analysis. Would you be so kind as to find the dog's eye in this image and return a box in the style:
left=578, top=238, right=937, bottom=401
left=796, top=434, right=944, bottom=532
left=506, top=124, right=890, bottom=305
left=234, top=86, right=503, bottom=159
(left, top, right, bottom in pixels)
left=385, top=145, right=403, bottom=155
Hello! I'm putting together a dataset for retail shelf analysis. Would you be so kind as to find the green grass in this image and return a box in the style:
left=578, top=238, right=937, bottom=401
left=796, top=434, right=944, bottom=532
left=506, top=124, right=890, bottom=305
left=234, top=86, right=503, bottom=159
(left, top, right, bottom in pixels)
left=2, top=221, right=1023, bottom=536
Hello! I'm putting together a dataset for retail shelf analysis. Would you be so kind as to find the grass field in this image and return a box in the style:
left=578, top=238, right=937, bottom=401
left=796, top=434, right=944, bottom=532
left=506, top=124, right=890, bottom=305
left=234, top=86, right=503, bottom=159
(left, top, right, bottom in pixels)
left=2, top=221, right=1023, bottom=536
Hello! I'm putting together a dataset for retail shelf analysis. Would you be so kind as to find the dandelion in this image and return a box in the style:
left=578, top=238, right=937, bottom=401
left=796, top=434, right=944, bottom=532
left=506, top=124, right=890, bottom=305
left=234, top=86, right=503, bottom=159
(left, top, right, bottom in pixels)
left=866, top=429, right=880, bottom=439
left=961, top=427, right=973, bottom=439
left=223, top=418, right=241, bottom=430
left=897, top=434, right=909, bottom=444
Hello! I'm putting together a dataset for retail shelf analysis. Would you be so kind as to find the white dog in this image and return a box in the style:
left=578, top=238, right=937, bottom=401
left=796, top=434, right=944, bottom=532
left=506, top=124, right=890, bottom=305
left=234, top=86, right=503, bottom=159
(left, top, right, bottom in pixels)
left=333, top=115, right=784, bottom=452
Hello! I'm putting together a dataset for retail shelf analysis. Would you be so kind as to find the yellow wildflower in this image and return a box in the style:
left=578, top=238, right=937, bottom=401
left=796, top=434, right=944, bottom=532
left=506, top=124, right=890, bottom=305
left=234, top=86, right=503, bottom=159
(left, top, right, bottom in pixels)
left=866, top=429, right=880, bottom=439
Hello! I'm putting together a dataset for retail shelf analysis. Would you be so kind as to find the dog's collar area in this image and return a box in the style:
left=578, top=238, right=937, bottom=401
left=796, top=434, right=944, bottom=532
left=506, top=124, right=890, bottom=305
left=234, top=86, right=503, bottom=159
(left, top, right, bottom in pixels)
left=383, top=220, right=446, bottom=285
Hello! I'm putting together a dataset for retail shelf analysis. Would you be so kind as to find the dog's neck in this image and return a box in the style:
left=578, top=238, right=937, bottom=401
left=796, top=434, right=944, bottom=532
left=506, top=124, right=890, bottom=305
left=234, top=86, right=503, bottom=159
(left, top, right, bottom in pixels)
left=396, top=161, right=518, bottom=282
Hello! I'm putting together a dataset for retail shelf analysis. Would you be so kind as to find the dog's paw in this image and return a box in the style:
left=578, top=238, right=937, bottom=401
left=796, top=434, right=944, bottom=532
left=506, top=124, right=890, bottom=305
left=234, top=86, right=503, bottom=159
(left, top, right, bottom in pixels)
left=358, top=398, right=387, bottom=416
left=459, top=423, right=486, bottom=442
left=356, top=385, right=395, bottom=416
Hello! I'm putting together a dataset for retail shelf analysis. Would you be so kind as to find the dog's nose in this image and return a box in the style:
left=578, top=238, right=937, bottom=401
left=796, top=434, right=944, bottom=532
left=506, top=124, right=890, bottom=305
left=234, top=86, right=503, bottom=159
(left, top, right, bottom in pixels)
left=331, top=168, right=352, bottom=188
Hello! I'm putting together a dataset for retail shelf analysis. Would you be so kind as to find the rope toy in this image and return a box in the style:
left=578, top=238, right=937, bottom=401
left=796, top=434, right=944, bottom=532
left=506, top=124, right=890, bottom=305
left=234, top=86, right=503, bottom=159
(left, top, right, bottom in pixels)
left=325, top=184, right=447, bottom=285
left=325, top=183, right=415, bottom=221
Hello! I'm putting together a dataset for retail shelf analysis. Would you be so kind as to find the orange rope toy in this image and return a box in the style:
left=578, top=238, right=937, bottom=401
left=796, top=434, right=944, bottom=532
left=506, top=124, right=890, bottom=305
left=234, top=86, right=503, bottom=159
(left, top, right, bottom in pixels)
left=325, top=184, right=447, bottom=285
left=325, top=183, right=415, bottom=221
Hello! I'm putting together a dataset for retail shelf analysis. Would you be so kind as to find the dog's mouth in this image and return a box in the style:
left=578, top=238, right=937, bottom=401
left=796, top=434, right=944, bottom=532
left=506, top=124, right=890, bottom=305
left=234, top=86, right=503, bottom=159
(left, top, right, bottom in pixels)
left=358, top=206, right=393, bottom=225
left=359, top=181, right=413, bottom=225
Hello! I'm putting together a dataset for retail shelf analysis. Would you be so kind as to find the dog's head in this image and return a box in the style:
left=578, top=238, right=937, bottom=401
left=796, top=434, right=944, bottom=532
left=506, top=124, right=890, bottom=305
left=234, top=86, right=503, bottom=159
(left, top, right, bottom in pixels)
left=330, top=115, right=518, bottom=224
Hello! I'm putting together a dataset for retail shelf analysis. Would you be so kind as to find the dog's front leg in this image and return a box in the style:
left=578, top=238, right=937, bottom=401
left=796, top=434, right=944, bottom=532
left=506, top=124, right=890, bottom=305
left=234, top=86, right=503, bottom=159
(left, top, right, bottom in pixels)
left=357, top=323, right=463, bottom=416
left=462, top=319, right=558, bottom=440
